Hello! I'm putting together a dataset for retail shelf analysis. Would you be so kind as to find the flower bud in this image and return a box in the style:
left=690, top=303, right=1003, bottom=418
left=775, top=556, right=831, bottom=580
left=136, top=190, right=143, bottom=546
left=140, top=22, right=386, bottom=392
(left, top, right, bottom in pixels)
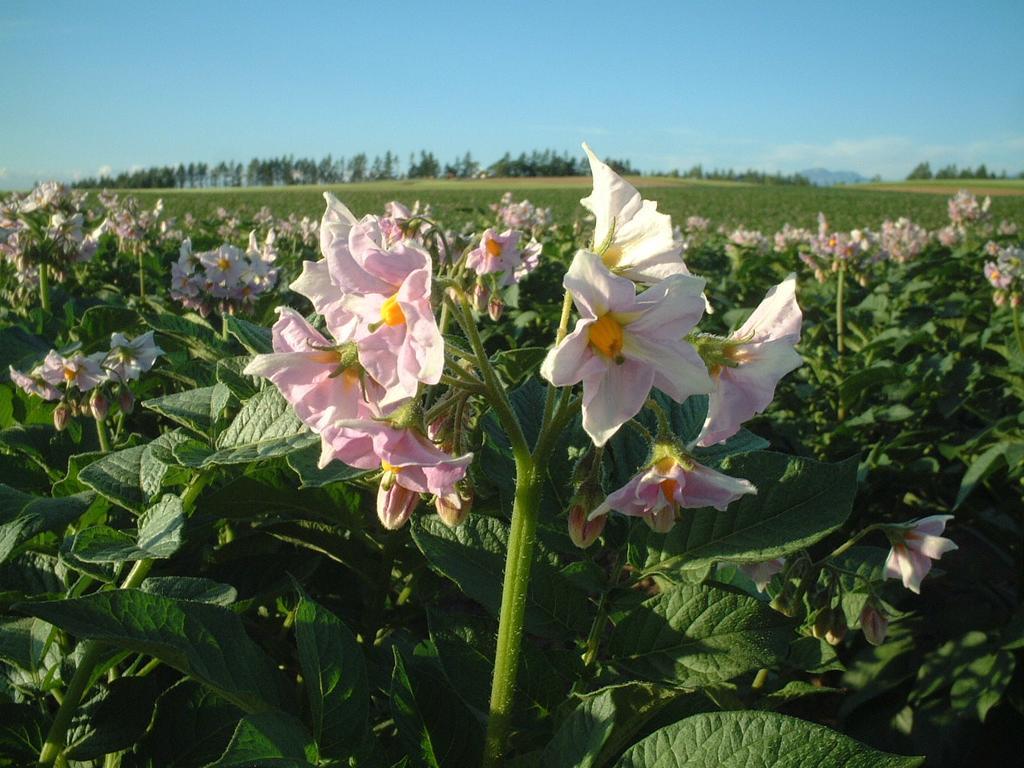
left=769, top=592, right=800, bottom=618
left=53, top=403, right=71, bottom=431
left=118, top=388, right=135, bottom=415
left=90, top=390, right=109, bottom=421
left=812, top=608, right=832, bottom=640
left=487, top=295, right=504, bottom=322
left=643, top=507, right=676, bottom=533
left=568, top=504, right=606, bottom=549
left=436, top=486, right=473, bottom=528
left=860, top=601, right=888, bottom=646
left=825, top=610, right=847, bottom=646
left=377, top=481, right=419, bottom=530
left=472, top=281, right=489, bottom=312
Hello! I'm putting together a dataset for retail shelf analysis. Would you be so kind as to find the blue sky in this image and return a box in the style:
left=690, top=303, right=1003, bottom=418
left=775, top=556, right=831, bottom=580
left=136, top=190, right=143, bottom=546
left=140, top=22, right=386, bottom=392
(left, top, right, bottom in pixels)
left=2, top=0, right=1022, bottom=188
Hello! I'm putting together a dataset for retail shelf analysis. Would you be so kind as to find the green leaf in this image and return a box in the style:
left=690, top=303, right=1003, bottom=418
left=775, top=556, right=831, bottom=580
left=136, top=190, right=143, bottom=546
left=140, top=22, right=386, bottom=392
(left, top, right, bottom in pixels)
left=607, top=583, right=795, bottom=686
left=629, top=453, right=859, bottom=575
left=200, top=387, right=317, bottom=466
left=543, top=683, right=695, bottom=768
left=411, top=514, right=591, bottom=639
left=912, top=630, right=1016, bottom=722
left=293, top=591, right=368, bottom=759
left=146, top=311, right=230, bottom=361
left=143, top=383, right=232, bottom=438
left=286, top=443, right=369, bottom=488
left=390, top=648, right=440, bottom=768
left=613, top=711, right=924, bottom=767
left=206, top=711, right=318, bottom=767
left=19, top=589, right=284, bottom=712
left=0, top=702, right=47, bottom=765
left=955, top=441, right=1023, bottom=509
left=0, top=326, right=50, bottom=373
left=216, top=356, right=262, bottom=399
left=0, top=484, right=93, bottom=563
left=66, top=675, right=166, bottom=760
left=491, top=346, right=548, bottom=384
left=226, top=316, right=273, bottom=354
left=72, top=305, right=140, bottom=346
left=141, top=576, right=238, bottom=606
left=78, top=442, right=171, bottom=512
left=67, top=494, right=184, bottom=562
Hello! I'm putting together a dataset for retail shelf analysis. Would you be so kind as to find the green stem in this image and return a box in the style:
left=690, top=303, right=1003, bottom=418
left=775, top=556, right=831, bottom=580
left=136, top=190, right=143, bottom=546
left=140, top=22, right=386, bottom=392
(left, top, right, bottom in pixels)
left=137, top=250, right=145, bottom=299
left=1012, top=303, right=1024, bottom=358
left=221, top=313, right=230, bottom=341
left=482, top=457, right=541, bottom=768
left=38, top=263, right=52, bottom=313
left=835, top=264, right=847, bottom=421
left=95, top=418, right=111, bottom=453
left=37, top=474, right=208, bottom=767
left=813, top=523, right=884, bottom=568
left=541, top=290, right=575, bottom=430
left=37, top=559, right=154, bottom=766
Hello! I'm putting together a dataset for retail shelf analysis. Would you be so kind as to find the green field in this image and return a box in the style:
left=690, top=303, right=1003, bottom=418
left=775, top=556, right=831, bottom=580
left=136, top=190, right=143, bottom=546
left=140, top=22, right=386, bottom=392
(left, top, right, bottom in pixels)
left=128, top=177, right=1024, bottom=233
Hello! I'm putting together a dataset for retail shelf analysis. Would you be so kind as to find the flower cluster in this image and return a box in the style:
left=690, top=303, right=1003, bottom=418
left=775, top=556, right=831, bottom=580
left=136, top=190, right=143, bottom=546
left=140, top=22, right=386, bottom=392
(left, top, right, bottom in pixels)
left=773, top=223, right=812, bottom=253
left=491, top=192, right=553, bottom=233
left=170, top=231, right=279, bottom=316
left=0, top=181, right=99, bottom=289
left=465, top=228, right=541, bottom=319
left=544, top=144, right=803, bottom=539
left=948, top=189, right=991, bottom=229
left=95, top=194, right=177, bottom=252
left=9, top=331, right=162, bottom=428
left=878, top=217, right=930, bottom=264
left=983, top=242, right=1023, bottom=307
left=725, top=227, right=771, bottom=260
left=801, top=213, right=876, bottom=282
left=245, top=193, right=471, bottom=531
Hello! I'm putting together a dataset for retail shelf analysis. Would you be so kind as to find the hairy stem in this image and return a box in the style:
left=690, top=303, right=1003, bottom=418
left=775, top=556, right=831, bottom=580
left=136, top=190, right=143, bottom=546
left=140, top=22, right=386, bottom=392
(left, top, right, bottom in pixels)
left=482, top=457, right=541, bottom=767
left=1012, top=302, right=1024, bottom=358
left=38, top=262, right=52, bottom=313
left=137, top=250, right=145, bottom=299
left=95, top=418, right=111, bottom=453
left=835, top=263, right=847, bottom=421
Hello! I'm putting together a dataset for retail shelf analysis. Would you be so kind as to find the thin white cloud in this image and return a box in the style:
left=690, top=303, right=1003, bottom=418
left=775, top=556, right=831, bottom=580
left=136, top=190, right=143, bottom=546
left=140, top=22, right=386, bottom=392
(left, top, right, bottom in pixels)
left=98, top=164, right=112, bottom=177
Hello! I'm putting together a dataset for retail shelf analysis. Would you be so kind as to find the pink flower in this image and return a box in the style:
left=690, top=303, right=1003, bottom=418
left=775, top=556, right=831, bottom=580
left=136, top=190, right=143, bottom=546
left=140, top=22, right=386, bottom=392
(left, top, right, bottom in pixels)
left=8, top=365, right=61, bottom=400
left=319, top=419, right=472, bottom=491
left=104, top=331, right=163, bottom=382
left=465, top=228, right=540, bottom=286
left=592, top=453, right=756, bottom=532
left=294, top=193, right=443, bottom=407
left=40, top=351, right=106, bottom=392
left=738, top=557, right=785, bottom=592
left=541, top=251, right=711, bottom=446
left=884, top=515, right=958, bottom=593
left=377, top=482, right=421, bottom=530
left=243, top=307, right=382, bottom=434
left=581, top=143, right=688, bottom=284
left=697, top=275, right=802, bottom=447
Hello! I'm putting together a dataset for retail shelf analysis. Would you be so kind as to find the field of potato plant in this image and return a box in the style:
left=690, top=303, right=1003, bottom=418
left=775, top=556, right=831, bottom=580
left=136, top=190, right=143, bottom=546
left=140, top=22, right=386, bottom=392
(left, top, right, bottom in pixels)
left=0, top=146, right=1021, bottom=768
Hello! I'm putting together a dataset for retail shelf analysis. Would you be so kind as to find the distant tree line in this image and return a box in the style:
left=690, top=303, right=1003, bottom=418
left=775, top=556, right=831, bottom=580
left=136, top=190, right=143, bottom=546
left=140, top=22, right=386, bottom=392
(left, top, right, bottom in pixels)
left=906, top=162, right=1022, bottom=181
left=72, top=149, right=802, bottom=189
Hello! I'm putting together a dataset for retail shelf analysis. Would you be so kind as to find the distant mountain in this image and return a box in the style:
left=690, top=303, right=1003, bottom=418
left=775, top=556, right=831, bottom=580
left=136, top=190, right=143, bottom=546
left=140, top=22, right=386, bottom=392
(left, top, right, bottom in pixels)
left=800, top=168, right=869, bottom=187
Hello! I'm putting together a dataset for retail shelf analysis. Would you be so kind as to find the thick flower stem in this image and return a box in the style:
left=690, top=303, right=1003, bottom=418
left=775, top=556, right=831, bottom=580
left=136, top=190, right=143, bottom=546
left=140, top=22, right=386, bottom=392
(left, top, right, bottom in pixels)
left=38, top=263, right=52, bottom=312
left=835, top=264, right=847, bottom=421
left=137, top=251, right=145, bottom=299
left=221, top=313, right=230, bottom=341
left=482, top=458, right=541, bottom=768
left=94, top=418, right=111, bottom=453
left=1012, top=303, right=1024, bottom=358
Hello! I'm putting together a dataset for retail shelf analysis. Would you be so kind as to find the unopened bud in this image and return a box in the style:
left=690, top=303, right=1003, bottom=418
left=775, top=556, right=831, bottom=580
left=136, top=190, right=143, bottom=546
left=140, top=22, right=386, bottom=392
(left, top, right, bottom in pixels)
left=118, top=388, right=135, bottom=415
left=568, top=505, right=605, bottom=549
left=812, top=608, right=832, bottom=640
left=1012, top=293, right=1021, bottom=308
left=770, top=593, right=800, bottom=618
left=860, top=601, right=888, bottom=646
left=53, top=403, right=71, bottom=431
left=487, top=295, right=504, bottom=322
left=90, top=390, right=109, bottom=421
left=644, top=507, right=676, bottom=533
left=436, top=486, right=473, bottom=528
left=472, top=281, right=489, bottom=312
left=825, top=610, right=847, bottom=646
left=377, top=481, right=419, bottom=530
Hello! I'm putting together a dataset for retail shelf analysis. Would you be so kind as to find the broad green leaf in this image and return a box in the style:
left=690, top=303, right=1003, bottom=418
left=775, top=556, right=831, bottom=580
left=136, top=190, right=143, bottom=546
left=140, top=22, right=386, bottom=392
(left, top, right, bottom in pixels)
left=67, top=494, right=184, bottom=562
left=0, top=702, right=47, bottom=765
left=912, top=630, right=1016, bottom=722
left=225, top=315, right=273, bottom=354
left=629, top=453, right=859, bottom=575
left=66, top=675, right=166, bottom=760
left=491, top=346, right=548, bottom=384
left=955, top=441, right=1023, bottom=509
left=143, top=383, right=231, bottom=438
left=146, top=311, right=230, bottom=361
left=607, top=583, right=795, bottom=686
left=200, top=386, right=317, bottom=465
left=293, top=591, right=368, bottom=758
left=206, top=711, right=318, bottom=767
left=286, top=444, right=369, bottom=488
left=72, top=305, right=140, bottom=346
left=0, top=484, right=93, bottom=563
left=543, top=683, right=696, bottom=768
left=390, top=649, right=440, bottom=768
left=78, top=438, right=178, bottom=512
left=411, top=514, right=591, bottom=638
left=141, top=576, right=238, bottom=606
left=0, top=326, right=50, bottom=373
left=614, top=711, right=924, bottom=767
left=216, top=356, right=262, bottom=399
left=20, top=589, right=284, bottom=712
